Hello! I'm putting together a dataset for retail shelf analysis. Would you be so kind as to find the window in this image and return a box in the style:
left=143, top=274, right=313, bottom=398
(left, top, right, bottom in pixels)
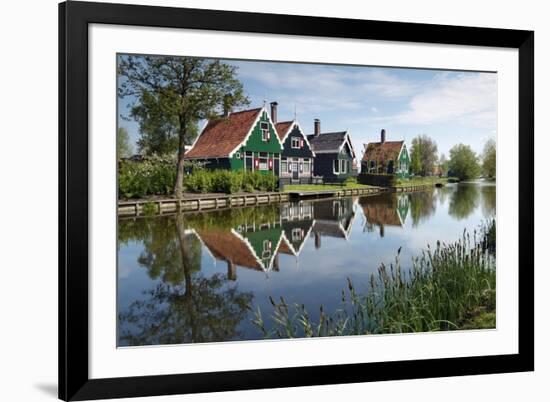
left=259, top=157, right=268, bottom=170
left=260, top=122, right=270, bottom=141
left=291, top=137, right=300, bottom=148
left=281, top=159, right=287, bottom=174
left=292, top=228, right=303, bottom=241
left=333, top=159, right=340, bottom=174
left=234, top=151, right=240, bottom=159
left=340, top=159, right=347, bottom=174
left=370, top=160, right=376, bottom=173
left=262, top=239, right=272, bottom=258
left=303, top=160, right=310, bottom=173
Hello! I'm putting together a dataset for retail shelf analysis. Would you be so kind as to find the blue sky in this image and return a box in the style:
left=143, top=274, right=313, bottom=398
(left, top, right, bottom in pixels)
left=119, top=58, right=497, bottom=158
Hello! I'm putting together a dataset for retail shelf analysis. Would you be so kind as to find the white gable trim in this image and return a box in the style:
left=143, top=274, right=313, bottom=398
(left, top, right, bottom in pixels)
left=336, top=131, right=356, bottom=159
left=279, top=121, right=316, bottom=157
left=227, top=106, right=284, bottom=158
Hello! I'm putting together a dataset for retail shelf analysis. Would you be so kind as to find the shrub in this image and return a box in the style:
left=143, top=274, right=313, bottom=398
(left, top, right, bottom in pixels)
left=118, top=154, right=177, bottom=199
left=118, top=156, right=280, bottom=198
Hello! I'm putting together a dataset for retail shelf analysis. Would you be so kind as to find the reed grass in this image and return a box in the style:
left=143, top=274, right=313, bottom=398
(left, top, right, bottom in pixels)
left=253, top=220, right=496, bottom=338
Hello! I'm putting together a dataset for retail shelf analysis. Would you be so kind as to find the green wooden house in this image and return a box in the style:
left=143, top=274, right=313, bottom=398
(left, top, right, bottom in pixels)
left=185, top=106, right=283, bottom=174
left=362, top=129, right=410, bottom=179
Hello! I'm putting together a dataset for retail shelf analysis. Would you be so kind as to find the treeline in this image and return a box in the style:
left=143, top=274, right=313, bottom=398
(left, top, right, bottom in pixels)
left=410, top=134, right=496, bottom=181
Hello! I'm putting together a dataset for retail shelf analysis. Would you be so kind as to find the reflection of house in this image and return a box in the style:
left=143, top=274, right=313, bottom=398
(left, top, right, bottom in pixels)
left=185, top=105, right=283, bottom=174
left=194, top=221, right=283, bottom=280
left=360, top=193, right=409, bottom=237
left=306, top=119, right=357, bottom=182
left=310, top=198, right=356, bottom=247
left=278, top=201, right=315, bottom=257
left=362, top=129, right=410, bottom=178
left=272, top=102, right=316, bottom=185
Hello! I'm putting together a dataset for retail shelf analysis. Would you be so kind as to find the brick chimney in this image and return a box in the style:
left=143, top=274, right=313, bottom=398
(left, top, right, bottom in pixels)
left=381, top=128, right=386, bottom=143
left=314, top=119, right=321, bottom=136
left=270, top=101, right=278, bottom=123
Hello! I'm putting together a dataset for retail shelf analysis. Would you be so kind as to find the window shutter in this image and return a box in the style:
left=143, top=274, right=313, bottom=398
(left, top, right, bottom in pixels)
left=300, top=139, right=304, bottom=148
left=268, top=158, right=273, bottom=169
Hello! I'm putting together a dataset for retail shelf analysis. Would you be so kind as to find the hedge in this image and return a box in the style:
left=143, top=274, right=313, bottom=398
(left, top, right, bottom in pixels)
left=119, top=155, right=278, bottom=198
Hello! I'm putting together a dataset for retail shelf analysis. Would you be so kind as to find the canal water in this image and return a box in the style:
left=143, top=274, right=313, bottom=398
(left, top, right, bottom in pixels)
left=117, top=181, right=496, bottom=346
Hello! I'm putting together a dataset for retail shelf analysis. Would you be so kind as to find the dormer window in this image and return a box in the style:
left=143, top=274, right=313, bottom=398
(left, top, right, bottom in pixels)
left=261, top=122, right=270, bottom=141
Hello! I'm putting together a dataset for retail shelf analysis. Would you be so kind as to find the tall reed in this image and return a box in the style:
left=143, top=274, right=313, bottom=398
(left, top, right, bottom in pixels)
left=253, top=220, right=496, bottom=338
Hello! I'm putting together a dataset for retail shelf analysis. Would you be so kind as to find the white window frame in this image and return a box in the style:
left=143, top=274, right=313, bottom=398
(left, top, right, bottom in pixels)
left=333, top=159, right=340, bottom=174
left=281, top=160, right=287, bottom=174
left=260, top=121, right=270, bottom=141
left=340, top=159, right=347, bottom=174
left=303, top=160, right=310, bottom=173
left=292, top=228, right=303, bottom=241
left=291, top=137, right=300, bottom=149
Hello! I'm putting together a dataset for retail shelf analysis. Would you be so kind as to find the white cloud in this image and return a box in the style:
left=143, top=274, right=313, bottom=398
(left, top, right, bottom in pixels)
left=367, top=73, right=497, bottom=128
left=371, top=106, right=379, bottom=113
left=233, top=62, right=423, bottom=115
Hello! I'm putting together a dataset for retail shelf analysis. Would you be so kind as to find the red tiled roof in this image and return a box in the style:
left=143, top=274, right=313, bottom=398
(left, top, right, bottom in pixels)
left=362, top=141, right=404, bottom=162
left=277, top=236, right=294, bottom=255
left=196, top=229, right=263, bottom=271
left=185, top=108, right=262, bottom=158
left=275, top=121, right=293, bottom=141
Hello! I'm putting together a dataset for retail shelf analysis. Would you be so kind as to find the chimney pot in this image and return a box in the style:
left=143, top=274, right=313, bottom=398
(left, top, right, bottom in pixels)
left=381, top=129, right=386, bottom=143
left=314, top=119, right=321, bottom=136
left=270, top=101, right=278, bottom=124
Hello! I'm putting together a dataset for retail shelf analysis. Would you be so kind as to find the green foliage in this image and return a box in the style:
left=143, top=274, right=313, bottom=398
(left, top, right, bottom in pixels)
left=448, top=144, right=481, bottom=181
left=118, top=154, right=178, bottom=199
left=481, top=138, right=496, bottom=178
left=185, top=170, right=277, bottom=194
left=117, top=127, right=133, bottom=159
left=410, top=135, right=438, bottom=176
left=141, top=202, right=158, bottom=216
left=118, top=54, right=250, bottom=195
left=253, top=221, right=496, bottom=338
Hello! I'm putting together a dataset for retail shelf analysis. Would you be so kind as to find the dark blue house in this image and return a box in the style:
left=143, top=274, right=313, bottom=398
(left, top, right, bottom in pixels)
left=306, top=119, right=356, bottom=183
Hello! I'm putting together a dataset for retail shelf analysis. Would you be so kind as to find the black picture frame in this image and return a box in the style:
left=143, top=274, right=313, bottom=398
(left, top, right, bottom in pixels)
left=59, top=1, right=534, bottom=400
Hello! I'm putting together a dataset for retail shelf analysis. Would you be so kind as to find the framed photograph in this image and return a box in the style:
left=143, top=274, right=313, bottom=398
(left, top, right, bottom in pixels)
left=59, top=1, right=534, bottom=400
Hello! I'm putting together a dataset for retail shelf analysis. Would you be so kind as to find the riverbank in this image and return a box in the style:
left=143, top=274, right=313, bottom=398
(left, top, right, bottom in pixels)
left=118, top=181, right=448, bottom=216
left=253, top=219, right=496, bottom=338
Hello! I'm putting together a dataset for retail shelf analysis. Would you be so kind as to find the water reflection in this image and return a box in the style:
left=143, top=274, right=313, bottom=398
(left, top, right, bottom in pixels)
left=118, top=182, right=496, bottom=346
left=360, top=193, right=409, bottom=236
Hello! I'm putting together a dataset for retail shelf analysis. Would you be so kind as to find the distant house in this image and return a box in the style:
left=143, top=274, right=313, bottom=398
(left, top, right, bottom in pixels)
left=306, top=119, right=357, bottom=182
left=185, top=106, right=283, bottom=174
left=270, top=103, right=316, bottom=185
left=362, top=129, right=410, bottom=179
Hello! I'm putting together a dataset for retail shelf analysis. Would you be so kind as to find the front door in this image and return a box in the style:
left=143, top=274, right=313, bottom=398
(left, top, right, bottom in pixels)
left=292, top=162, right=299, bottom=179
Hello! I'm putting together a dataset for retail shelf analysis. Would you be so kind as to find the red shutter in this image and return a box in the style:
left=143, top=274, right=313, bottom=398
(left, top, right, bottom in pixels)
left=300, top=139, right=304, bottom=148
left=268, top=158, right=273, bottom=169
left=254, top=158, right=259, bottom=168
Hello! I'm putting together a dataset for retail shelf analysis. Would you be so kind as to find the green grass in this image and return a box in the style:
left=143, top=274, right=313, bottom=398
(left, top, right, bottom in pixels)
left=394, top=176, right=452, bottom=187
left=253, top=220, right=496, bottom=338
left=283, top=183, right=375, bottom=192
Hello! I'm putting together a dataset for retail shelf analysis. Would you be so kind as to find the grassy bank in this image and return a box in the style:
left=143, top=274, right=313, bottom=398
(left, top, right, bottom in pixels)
left=283, top=183, right=375, bottom=192
left=394, top=176, right=453, bottom=187
left=253, top=220, right=496, bottom=338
